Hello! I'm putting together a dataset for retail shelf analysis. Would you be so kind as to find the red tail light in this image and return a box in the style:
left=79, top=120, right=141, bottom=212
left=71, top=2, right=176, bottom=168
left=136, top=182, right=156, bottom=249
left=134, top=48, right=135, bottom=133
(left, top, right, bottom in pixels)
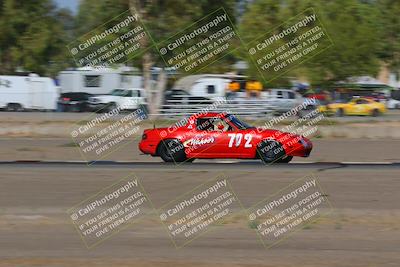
left=62, top=97, right=71, bottom=101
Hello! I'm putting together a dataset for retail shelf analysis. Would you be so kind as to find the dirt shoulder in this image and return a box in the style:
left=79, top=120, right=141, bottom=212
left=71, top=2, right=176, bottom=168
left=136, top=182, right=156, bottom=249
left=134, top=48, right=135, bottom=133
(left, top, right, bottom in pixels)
left=1, top=112, right=400, bottom=139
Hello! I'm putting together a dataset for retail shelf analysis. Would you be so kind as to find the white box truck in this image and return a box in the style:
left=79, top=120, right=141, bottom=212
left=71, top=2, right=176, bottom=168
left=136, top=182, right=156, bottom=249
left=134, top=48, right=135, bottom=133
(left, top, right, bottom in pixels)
left=0, top=74, right=59, bottom=111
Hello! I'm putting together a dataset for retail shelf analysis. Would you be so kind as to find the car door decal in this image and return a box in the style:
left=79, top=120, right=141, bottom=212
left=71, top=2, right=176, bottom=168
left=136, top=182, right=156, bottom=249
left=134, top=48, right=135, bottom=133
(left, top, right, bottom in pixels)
left=228, top=133, right=252, bottom=148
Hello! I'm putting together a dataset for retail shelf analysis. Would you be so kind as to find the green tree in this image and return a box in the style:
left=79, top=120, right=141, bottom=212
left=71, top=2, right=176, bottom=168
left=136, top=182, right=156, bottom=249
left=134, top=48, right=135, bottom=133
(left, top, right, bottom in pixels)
left=75, top=0, right=129, bottom=36
left=74, top=0, right=235, bottom=116
left=302, top=0, right=382, bottom=84
left=238, top=0, right=383, bottom=86
left=0, top=0, right=69, bottom=76
left=376, top=0, right=400, bottom=74
left=129, top=0, right=235, bottom=115
left=237, top=0, right=297, bottom=86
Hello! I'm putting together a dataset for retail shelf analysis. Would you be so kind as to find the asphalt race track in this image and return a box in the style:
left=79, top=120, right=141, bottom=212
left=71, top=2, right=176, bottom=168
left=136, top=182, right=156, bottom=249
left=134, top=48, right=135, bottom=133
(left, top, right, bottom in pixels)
left=1, top=160, right=400, bottom=170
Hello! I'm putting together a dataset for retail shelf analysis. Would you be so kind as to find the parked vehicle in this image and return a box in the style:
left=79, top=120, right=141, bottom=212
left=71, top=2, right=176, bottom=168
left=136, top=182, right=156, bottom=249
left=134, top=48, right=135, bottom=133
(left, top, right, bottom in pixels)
left=57, top=92, right=92, bottom=112
left=386, top=89, right=400, bottom=109
left=88, top=88, right=147, bottom=112
left=313, top=99, right=335, bottom=117
left=0, top=74, right=58, bottom=111
left=328, top=97, right=387, bottom=116
left=164, top=89, right=213, bottom=106
left=386, top=98, right=400, bottom=109
left=261, top=89, right=305, bottom=113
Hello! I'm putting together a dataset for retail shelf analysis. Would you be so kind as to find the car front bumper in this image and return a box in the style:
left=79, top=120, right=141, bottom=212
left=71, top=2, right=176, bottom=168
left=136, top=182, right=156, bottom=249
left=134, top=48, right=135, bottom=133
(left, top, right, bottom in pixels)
left=285, top=138, right=313, bottom=157
left=139, top=140, right=158, bottom=155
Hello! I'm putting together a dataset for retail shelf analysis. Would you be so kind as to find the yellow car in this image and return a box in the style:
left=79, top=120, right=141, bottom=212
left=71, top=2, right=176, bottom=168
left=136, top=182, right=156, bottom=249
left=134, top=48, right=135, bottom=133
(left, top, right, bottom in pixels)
left=328, top=98, right=387, bottom=117
left=316, top=100, right=335, bottom=116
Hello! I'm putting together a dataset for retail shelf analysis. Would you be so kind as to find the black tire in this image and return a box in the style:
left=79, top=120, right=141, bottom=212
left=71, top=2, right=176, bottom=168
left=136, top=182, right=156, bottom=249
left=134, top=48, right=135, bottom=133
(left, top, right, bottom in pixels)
left=276, top=156, right=293, bottom=163
left=57, top=103, right=66, bottom=112
left=14, top=103, right=23, bottom=112
left=257, top=140, right=286, bottom=164
left=70, top=105, right=79, bottom=112
left=77, top=103, right=86, bottom=112
left=336, top=108, right=344, bottom=117
left=297, top=110, right=305, bottom=118
left=6, top=103, right=14, bottom=111
left=6, top=103, right=23, bottom=112
left=298, top=105, right=316, bottom=118
left=157, top=139, right=187, bottom=163
left=107, top=102, right=117, bottom=113
left=371, top=109, right=380, bottom=117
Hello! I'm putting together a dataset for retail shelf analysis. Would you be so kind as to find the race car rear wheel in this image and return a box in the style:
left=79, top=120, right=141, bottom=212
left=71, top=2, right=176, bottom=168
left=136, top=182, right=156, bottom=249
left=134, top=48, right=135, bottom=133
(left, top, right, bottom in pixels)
left=157, top=139, right=187, bottom=163
left=257, top=140, right=286, bottom=164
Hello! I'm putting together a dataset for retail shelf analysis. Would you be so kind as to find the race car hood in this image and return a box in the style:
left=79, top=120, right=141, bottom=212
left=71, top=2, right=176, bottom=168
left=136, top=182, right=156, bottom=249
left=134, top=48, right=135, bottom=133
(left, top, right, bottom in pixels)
left=254, top=128, right=286, bottom=138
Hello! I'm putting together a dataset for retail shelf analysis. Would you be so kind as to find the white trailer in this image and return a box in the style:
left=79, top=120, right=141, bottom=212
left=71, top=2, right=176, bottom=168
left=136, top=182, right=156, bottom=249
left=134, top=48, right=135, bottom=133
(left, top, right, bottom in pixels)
left=58, top=67, right=143, bottom=94
left=0, top=74, right=58, bottom=111
left=173, top=74, right=246, bottom=100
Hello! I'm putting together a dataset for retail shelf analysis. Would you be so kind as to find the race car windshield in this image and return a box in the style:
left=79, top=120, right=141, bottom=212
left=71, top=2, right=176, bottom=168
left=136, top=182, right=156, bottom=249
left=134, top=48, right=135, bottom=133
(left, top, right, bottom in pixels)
left=226, top=114, right=254, bottom=130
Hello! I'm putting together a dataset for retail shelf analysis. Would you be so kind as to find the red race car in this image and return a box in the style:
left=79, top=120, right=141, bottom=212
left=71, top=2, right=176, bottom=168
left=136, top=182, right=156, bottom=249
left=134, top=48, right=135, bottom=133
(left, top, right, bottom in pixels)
left=139, top=112, right=312, bottom=163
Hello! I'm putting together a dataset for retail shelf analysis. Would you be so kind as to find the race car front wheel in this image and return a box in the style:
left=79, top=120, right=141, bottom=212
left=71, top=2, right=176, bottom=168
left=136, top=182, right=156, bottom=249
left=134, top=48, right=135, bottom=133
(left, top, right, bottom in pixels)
left=157, top=139, right=187, bottom=163
left=257, top=140, right=286, bottom=164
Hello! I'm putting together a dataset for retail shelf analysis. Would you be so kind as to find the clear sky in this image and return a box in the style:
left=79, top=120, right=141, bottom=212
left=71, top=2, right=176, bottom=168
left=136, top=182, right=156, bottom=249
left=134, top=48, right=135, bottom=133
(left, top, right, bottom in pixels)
left=53, top=0, right=79, bottom=14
